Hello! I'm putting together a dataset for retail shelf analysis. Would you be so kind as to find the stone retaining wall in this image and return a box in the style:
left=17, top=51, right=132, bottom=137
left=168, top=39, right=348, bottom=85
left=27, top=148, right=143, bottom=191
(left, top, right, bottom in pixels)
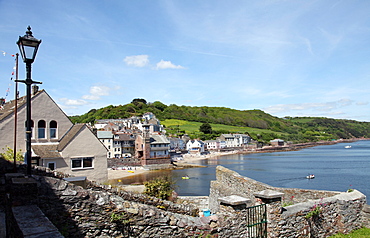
left=5, top=164, right=368, bottom=237
left=34, top=175, right=242, bottom=237
left=209, top=166, right=367, bottom=237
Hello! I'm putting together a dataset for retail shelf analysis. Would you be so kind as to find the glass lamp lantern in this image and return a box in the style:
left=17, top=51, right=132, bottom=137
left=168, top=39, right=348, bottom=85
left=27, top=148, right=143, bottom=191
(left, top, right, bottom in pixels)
left=17, top=26, right=42, bottom=63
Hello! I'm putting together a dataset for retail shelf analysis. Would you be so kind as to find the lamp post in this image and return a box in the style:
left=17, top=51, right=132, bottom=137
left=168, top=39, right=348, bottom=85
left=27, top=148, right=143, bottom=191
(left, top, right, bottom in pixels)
left=16, top=26, right=42, bottom=176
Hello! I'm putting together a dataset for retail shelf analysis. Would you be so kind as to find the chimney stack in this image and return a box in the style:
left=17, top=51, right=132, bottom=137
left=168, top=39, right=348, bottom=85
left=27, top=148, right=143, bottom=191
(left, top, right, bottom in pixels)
left=32, top=85, right=39, bottom=95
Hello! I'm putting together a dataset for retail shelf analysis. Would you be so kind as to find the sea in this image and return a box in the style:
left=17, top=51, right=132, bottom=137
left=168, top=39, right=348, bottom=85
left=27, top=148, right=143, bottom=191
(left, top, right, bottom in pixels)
left=118, top=140, right=370, bottom=202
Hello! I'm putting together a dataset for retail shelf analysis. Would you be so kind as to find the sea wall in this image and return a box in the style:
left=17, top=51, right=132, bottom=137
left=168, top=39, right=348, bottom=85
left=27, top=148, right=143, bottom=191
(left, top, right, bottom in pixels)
left=209, top=166, right=339, bottom=213
left=209, top=166, right=367, bottom=237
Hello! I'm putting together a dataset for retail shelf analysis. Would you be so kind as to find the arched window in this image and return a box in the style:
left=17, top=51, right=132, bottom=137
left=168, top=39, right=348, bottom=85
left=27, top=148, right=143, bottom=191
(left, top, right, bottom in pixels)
left=25, top=120, right=34, bottom=138
left=38, top=120, right=46, bottom=139
left=50, top=120, right=57, bottom=139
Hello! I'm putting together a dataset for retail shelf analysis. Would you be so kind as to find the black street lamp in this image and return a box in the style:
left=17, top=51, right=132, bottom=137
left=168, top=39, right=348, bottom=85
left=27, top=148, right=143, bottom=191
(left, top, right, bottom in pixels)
left=16, top=26, right=42, bottom=175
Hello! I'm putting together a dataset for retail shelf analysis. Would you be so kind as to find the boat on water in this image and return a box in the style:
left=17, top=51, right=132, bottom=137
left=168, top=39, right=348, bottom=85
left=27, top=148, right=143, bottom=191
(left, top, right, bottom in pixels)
left=182, top=176, right=190, bottom=180
left=345, top=145, right=352, bottom=149
left=306, top=174, right=315, bottom=179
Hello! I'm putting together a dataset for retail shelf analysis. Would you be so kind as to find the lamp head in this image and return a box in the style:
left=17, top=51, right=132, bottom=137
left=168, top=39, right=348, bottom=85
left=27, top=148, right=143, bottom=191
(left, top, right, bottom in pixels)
left=17, top=26, right=42, bottom=63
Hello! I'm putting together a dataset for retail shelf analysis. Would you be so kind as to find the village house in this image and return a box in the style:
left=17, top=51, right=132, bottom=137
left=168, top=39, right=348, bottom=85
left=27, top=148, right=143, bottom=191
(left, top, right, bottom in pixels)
left=0, top=88, right=108, bottom=182
left=135, top=126, right=171, bottom=168
left=204, top=139, right=226, bottom=150
left=270, top=138, right=285, bottom=146
left=112, top=132, right=135, bottom=158
left=96, top=131, right=114, bottom=158
left=218, top=133, right=251, bottom=148
left=168, top=137, right=186, bottom=151
left=186, top=139, right=205, bottom=154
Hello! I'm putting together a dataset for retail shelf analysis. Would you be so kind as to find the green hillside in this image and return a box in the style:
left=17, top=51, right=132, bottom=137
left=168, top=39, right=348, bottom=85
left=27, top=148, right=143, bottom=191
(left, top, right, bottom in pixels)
left=70, top=99, right=370, bottom=143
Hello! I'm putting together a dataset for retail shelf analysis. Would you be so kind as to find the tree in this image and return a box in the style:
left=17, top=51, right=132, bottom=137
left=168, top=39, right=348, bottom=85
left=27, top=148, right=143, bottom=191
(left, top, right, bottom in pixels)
left=131, top=98, right=147, bottom=106
left=199, top=123, right=212, bottom=134
left=151, top=101, right=167, bottom=111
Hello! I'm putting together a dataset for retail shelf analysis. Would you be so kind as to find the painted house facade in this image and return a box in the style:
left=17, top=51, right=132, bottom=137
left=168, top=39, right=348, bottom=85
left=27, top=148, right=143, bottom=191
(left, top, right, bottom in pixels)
left=0, top=88, right=107, bottom=182
left=113, top=132, right=135, bottom=158
left=186, top=139, right=205, bottom=153
left=135, top=128, right=171, bottom=168
left=218, top=133, right=251, bottom=148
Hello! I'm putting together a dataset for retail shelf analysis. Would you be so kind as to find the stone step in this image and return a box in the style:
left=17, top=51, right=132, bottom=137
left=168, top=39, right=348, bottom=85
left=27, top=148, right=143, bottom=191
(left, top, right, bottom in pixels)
left=0, top=211, right=5, bottom=238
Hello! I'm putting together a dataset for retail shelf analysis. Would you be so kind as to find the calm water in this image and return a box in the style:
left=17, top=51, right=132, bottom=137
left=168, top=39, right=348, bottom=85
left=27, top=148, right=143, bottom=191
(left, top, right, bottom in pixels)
left=115, top=140, right=370, bottom=201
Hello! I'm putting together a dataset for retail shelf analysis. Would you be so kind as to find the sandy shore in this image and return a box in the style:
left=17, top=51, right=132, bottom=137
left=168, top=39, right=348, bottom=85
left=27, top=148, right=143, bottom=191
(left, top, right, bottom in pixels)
left=108, top=168, right=150, bottom=180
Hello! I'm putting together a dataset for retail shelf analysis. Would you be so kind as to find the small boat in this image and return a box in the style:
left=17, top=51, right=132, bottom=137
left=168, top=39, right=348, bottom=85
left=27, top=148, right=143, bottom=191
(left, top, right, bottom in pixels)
left=128, top=170, right=135, bottom=173
left=182, top=176, right=190, bottom=180
left=344, top=145, right=351, bottom=149
left=306, top=174, right=315, bottom=179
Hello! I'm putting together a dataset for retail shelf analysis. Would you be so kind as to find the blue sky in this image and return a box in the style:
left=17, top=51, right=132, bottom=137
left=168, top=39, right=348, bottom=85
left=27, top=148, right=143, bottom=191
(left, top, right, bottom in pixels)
left=1, top=1, right=370, bottom=122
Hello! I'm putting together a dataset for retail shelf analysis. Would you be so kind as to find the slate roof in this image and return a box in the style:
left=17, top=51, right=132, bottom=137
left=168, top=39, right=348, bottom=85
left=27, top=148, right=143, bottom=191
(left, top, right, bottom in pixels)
left=114, top=133, right=135, bottom=141
left=150, top=134, right=170, bottom=144
left=32, top=144, right=61, bottom=159
left=0, top=90, right=43, bottom=121
left=58, top=124, right=85, bottom=150
left=31, top=124, right=87, bottom=159
left=97, top=131, right=113, bottom=139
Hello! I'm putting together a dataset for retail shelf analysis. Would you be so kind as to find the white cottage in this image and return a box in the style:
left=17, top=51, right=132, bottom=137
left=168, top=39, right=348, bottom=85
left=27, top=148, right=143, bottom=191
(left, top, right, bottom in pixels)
left=186, top=139, right=205, bottom=154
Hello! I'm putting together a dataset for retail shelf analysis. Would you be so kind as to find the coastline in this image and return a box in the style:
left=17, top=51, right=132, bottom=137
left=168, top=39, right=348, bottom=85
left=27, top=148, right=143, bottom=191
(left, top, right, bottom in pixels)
left=107, top=138, right=367, bottom=181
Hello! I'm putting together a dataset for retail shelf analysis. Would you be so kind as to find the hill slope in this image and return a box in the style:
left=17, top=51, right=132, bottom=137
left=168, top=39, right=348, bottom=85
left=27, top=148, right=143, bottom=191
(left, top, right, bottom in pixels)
left=70, top=99, right=370, bottom=143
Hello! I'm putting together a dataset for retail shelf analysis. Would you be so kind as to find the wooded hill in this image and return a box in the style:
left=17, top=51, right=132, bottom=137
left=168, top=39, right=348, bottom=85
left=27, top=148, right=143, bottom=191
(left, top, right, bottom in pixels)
left=70, top=99, right=370, bottom=143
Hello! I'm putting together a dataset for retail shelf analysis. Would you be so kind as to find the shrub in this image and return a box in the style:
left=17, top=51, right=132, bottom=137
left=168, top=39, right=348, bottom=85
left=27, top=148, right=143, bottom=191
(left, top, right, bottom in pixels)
left=144, top=176, right=175, bottom=200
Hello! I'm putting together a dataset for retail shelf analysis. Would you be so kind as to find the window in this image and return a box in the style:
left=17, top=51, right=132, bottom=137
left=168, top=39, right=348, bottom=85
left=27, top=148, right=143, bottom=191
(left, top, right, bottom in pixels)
left=50, top=120, right=57, bottom=139
left=38, top=120, right=46, bottom=139
left=71, top=157, right=93, bottom=169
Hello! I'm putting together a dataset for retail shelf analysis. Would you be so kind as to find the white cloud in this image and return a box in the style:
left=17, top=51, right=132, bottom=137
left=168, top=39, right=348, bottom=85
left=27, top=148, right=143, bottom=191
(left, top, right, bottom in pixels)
left=124, top=55, right=149, bottom=67
left=263, top=99, right=354, bottom=115
left=356, top=101, right=368, bottom=106
left=59, top=98, right=88, bottom=106
left=82, top=94, right=100, bottom=100
left=155, top=60, right=185, bottom=70
left=82, top=85, right=112, bottom=101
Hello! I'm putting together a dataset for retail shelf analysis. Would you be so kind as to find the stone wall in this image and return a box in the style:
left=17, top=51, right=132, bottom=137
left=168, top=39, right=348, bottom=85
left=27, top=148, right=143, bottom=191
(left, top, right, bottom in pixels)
left=209, top=166, right=367, bottom=237
left=33, top=174, right=242, bottom=237
left=5, top=164, right=369, bottom=237
left=209, top=166, right=339, bottom=213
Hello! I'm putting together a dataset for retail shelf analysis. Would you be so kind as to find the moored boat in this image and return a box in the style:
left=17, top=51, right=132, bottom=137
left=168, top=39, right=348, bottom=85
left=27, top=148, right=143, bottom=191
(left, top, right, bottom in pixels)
left=306, top=174, right=315, bottom=179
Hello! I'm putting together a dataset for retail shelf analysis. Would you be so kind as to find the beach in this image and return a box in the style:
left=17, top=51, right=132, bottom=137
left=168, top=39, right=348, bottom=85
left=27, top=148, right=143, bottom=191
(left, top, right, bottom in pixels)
left=107, top=151, right=237, bottom=181
left=108, top=167, right=150, bottom=180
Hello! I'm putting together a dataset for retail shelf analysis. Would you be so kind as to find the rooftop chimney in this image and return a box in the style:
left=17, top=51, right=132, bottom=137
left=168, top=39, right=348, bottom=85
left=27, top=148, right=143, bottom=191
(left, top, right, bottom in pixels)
left=32, top=85, right=39, bottom=95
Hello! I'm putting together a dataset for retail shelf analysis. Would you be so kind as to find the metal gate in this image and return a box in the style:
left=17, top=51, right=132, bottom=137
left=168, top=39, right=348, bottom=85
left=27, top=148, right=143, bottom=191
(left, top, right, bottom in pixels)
left=246, top=204, right=267, bottom=238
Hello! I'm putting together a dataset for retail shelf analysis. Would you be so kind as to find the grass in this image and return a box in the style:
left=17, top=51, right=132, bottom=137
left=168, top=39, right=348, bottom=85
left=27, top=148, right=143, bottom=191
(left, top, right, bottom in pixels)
left=329, top=228, right=370, bottom=237
left=161, top=119, right=287, bottom=136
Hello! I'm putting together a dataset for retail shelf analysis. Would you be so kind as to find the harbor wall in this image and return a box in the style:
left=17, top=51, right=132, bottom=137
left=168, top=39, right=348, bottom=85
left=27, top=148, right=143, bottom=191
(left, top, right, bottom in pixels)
left=209, top=166, right=368, bottom=237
